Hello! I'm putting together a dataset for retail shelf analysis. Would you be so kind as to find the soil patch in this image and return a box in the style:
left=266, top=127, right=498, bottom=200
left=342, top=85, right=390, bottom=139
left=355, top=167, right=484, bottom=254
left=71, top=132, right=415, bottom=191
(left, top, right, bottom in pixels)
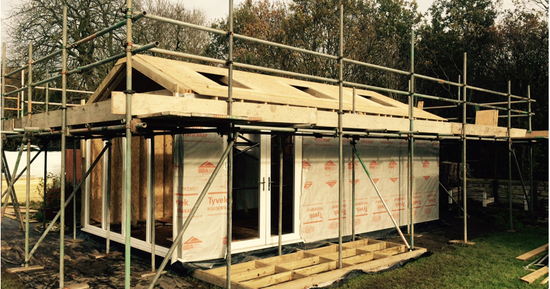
left=1, top=205, right=540, bottom=288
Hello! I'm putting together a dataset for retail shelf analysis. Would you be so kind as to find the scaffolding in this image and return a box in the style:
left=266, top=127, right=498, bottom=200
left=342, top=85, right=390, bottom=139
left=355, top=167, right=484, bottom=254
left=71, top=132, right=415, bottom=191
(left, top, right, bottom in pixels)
left=0, top=1, right=546, bottom=289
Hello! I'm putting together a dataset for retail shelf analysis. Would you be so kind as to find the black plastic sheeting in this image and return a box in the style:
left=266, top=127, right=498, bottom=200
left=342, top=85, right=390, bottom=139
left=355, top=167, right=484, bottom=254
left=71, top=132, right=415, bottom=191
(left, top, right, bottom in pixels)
left=179, top=223, right=438, bottom=287
left=314, top=251, right=432, bottom=288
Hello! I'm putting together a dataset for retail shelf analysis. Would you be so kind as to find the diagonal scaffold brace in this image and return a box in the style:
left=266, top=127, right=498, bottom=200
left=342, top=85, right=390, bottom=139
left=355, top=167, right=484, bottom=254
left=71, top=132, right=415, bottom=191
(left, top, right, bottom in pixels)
left=1, top=141, right=27, bottom=230
left=147, top=134, right=236, bottom=289
left=351, top=142, right=411, bottom=251
left=25, top=141, right=112, bottom=264
left=1, top=147, right=43, bottom=200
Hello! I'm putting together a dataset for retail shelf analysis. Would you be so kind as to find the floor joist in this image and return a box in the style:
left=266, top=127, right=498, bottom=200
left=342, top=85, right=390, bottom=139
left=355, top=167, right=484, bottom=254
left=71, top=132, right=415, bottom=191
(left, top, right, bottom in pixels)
left=193, top=238, right=426, bottom=289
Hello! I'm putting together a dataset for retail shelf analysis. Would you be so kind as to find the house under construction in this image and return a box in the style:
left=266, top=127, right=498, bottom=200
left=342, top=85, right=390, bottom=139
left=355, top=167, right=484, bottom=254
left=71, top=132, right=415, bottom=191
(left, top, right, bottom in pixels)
left=1, top=2, right=547, bottom=289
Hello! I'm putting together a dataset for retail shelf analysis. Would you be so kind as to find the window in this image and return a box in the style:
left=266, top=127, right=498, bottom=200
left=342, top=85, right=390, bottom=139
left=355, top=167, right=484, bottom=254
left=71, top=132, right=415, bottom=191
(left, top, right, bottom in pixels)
left=197, top=72, right=249, bottom=89
left=291, top=85, right=334, bottom=99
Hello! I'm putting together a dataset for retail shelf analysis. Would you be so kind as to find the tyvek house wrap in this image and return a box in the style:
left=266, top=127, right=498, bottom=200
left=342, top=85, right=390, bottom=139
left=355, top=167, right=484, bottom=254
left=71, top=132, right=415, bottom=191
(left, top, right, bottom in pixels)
left=170, top=133, right=438, bottom=262
left=173, top=133, right=228, bottom=263
left=300, top=137, right=439, bottom=243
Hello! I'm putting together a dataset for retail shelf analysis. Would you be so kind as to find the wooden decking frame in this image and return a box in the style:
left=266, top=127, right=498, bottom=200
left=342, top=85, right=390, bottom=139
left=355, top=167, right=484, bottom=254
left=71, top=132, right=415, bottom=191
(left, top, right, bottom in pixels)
left=193, top=238, right=426, bottom=289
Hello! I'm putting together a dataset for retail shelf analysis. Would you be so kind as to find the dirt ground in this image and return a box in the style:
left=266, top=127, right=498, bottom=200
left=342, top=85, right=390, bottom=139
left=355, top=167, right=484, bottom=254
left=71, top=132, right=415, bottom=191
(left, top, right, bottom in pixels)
left=0, top=204, right=541, bottom=288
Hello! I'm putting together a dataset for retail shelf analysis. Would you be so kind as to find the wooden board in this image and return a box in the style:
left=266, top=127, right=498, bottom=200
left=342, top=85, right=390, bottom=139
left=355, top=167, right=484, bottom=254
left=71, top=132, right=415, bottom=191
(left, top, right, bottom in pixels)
left=540, top=276, right=549, bottom=285
left=475, top=110, right=499, bottom=126
left=6, top=265, right=44, bottom=273
left=63, top=283, right=90, bottom=289
left=193, top=238, right=426, bottom=289
left=21, top=100, right=124, bottom=129
left=523, top=131, right=549, bottom=138
left=516, top=244, right=548, bottom=261
left=520, top=266, right=548, bottom=284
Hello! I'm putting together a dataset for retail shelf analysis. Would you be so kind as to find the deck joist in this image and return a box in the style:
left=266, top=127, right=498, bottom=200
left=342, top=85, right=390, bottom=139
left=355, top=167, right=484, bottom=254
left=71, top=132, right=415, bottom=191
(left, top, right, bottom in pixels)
left=193, top=238, right=426, bottom=289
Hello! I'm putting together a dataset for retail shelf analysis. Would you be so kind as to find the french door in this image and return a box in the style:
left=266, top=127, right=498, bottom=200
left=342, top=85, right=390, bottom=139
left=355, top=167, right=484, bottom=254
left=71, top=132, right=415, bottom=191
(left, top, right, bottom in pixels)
left=231, top=133, right=301, bottom=251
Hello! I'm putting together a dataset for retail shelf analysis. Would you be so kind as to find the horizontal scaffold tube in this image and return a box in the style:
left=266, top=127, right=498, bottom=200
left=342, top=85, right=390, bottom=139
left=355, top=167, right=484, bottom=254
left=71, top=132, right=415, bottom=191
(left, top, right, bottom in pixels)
left=467, top=85, right=529, bottom=101
left=234, top=62, right=338, bottom=84
left=343, top=58, right=409, bottom=76
left=135, top=45, right=226, bottom=65
left=144, top=13, right=226, bottom=35
left=23, top=100, right=80, bottom=107
left=34, top=86, right=94, bottom=94
left=414, top=73, right=462, bottom=87
left=342, top=81, right=409, bottom=96
left=4, top=42, right=158, bottom=97
left=413, top=92, right=462, bottom=104
left=4, top=13, right=146, bottom=79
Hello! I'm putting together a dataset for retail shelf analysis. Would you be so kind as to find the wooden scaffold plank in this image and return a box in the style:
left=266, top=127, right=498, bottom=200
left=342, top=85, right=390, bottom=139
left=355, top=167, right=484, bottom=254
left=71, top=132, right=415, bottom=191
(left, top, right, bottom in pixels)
left=520, top=266, right=548, bottom=284
left=516, top=244, right=548, bottom=261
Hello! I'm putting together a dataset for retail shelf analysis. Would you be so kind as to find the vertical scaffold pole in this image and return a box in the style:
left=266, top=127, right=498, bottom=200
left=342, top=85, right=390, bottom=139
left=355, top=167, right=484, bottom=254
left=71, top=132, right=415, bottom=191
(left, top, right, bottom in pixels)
left=105, top=139, right=112, bottom=254
left=226, top=131, right=235, bottom=289
left=2, top=42, right=5, bottom=120
left=27, top=43, right=32, bottom=117
left=337, top=3, right=344, bottom=270
left=227, top=0, right=234, bottom=117
left=147, top=136, right=155, bottom=271
left=45, top=69, right=49, bottom=113
left=73, top=139, right=77, bottom=239
left=60, top=5, right=69, bottom=286
left=462, top=53, right=468, bottom=243
left=507, top=81, right=514, bottom=231
left=278, top=135, right=283, bottom=256
left=528, top=86, right=534, bottom=223
left=43, top=140, right=48, bottom=230
left=124, top=1, right=134, bottom=288
left=25, top=43, right=34, bottom=264
left=226, top=1, right=235, bottom=288
left=408, top=29, right=415, bottom=249
left=60, top=6, right=68, bottom=288
left=20, top=71, right=24, bottom=117
left=25, top=134, right=31, bottom=267
left=351, top=139, right=356, bottom=242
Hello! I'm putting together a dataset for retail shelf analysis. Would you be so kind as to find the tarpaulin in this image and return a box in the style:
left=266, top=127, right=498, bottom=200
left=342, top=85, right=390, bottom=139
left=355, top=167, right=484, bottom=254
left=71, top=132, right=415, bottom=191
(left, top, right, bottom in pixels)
left=300, top=137, right=439, bottom=243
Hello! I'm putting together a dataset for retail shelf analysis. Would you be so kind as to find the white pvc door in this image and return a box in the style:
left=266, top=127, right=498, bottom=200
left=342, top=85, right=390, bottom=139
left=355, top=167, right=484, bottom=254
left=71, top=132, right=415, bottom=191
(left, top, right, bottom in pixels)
left=232, top=134, right=300, bottom=251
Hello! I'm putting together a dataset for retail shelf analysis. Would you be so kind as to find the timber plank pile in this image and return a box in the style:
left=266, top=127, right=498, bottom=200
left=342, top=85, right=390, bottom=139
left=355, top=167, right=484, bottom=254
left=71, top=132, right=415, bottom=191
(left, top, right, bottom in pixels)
left=517, top=243, right=549, bottom=285
left=193, top=238, right=426, bottom=289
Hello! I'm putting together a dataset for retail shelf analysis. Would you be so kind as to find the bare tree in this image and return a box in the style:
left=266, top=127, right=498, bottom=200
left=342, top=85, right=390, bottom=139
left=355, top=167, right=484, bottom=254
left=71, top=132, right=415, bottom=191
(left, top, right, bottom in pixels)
left=5, top=0, right=126, bottom=91
left=133, top=0, right=209, bottom=56
left=3, top=0, right=208, bottom=110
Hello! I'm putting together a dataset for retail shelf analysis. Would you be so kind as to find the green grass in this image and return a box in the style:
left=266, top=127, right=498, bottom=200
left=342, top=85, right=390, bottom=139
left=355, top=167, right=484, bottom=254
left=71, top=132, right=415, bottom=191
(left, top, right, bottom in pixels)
left=0, top=266, right=25, bottom=289
left=341, top=225, right=548, bottom=289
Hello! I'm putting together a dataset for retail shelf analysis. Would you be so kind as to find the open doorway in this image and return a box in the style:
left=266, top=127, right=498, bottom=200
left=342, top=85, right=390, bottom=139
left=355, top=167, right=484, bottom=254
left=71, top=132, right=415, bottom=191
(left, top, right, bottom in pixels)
left=231, top=133, right=297, bottom=249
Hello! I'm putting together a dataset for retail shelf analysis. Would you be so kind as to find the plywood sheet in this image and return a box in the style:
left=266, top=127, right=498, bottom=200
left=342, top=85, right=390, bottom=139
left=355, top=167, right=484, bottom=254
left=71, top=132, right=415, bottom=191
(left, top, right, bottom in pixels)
left=475, top=110, right=498, bottom=126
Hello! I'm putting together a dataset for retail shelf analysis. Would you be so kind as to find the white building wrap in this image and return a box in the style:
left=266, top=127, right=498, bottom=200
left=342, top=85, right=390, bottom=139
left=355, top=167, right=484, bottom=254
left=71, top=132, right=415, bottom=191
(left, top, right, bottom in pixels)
left=300, top=137, right=439, bottom=243
left=173, top=133, right=228, bottom=263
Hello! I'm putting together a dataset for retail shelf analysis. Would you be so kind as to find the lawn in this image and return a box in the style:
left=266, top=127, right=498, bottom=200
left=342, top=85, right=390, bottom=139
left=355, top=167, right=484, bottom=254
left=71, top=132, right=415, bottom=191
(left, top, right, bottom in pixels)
left=338, top=225, right=548, bottom=289
left=2, top=219, right=547, bottom=288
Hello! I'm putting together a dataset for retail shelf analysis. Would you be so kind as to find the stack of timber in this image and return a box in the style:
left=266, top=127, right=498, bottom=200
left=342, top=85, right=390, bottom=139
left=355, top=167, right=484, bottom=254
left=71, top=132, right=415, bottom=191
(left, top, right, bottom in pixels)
left=447, top=179, right=548, bottom=213
left=517, top=244, right=549, bottom=285
left=193, top=238, right=426, bottom=289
